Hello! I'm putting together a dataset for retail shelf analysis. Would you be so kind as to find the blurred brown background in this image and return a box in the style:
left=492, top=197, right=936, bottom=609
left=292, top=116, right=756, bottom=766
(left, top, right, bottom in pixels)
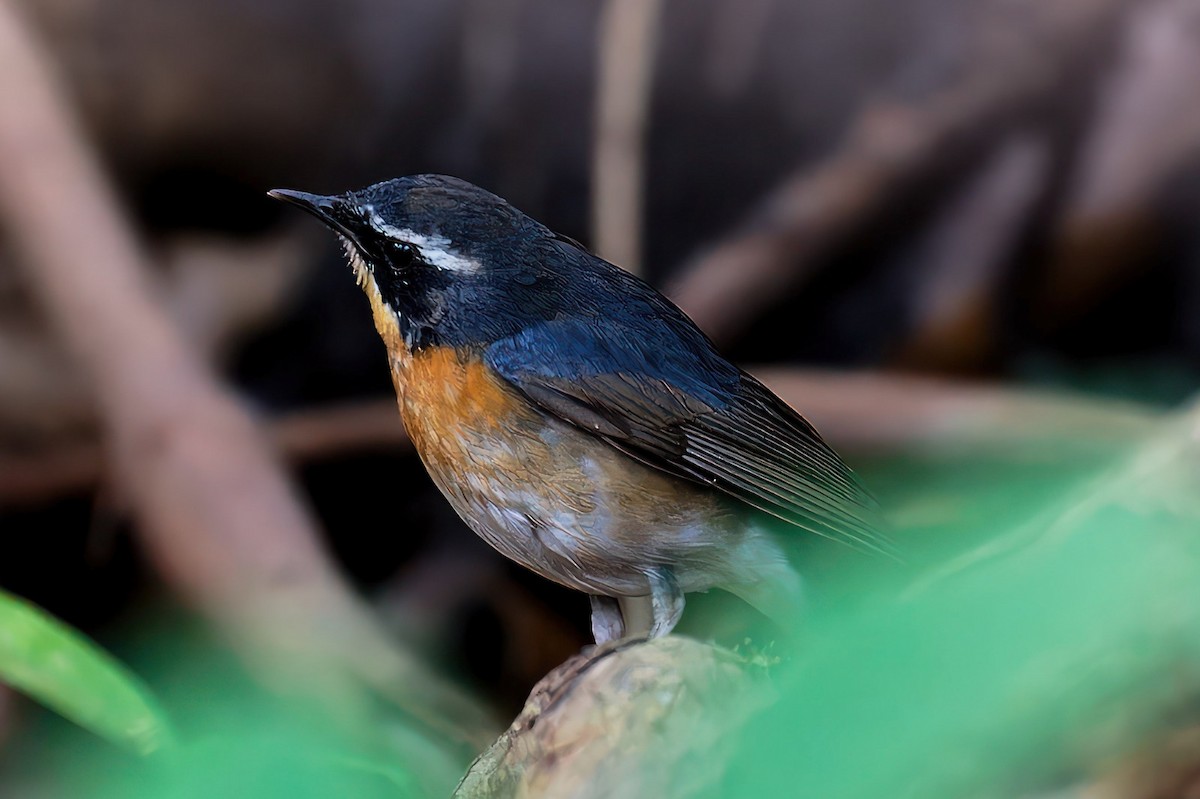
left=1, top=0, right=1198, bottom=756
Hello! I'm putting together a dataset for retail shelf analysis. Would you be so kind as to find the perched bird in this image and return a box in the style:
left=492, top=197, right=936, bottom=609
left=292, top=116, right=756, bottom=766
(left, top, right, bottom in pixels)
left=270, top=175, right=888, bottom=643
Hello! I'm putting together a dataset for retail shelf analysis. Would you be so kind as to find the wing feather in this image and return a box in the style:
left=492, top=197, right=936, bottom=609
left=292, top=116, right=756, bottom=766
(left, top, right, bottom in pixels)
left=485, top=317, right=894, bottom=556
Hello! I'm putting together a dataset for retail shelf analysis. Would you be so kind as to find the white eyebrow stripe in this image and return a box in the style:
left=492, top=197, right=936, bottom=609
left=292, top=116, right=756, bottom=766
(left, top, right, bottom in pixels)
left=364, top=208, right=481, bottom=274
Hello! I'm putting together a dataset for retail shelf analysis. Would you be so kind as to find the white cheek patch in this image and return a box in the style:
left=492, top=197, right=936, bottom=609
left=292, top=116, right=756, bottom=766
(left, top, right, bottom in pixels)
left=364, top=207, right=481, bottom=274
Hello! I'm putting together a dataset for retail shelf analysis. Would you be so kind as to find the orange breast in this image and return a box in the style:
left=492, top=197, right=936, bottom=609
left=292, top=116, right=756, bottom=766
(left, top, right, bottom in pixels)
left=387, top=344, right=748, bottom=597
left=395, top=346, right=546, bottom=489
left=399, top=346, right=530, bottom=437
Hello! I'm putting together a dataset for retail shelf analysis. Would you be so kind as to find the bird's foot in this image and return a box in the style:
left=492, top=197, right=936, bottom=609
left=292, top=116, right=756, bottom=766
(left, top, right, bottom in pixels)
left=588, top=568, right=685, bottom=645
left=589, top=594, right=625, bottom=644
left=647, top=567, right=684, bottom=638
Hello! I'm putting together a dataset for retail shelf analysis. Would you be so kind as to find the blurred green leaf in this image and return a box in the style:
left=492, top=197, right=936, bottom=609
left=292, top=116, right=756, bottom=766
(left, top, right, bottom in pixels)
left=100, top=734, right=423, bottom=799
left=0, top=588, right=173, bottom=755
left=725, top=404, right=1200, bottom=797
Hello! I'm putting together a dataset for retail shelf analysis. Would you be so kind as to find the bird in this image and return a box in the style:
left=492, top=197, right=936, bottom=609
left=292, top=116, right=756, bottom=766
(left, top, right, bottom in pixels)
left=269, top=174, right=890, bottom=643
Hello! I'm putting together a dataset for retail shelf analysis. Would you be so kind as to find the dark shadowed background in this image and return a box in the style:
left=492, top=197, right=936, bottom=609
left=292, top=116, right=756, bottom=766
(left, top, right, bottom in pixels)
left=1, top=0, right=1199, bottom=796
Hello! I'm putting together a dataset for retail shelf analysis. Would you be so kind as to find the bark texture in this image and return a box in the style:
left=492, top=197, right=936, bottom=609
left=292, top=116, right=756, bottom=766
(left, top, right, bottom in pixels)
left=455, top=637, right=774, bottom=799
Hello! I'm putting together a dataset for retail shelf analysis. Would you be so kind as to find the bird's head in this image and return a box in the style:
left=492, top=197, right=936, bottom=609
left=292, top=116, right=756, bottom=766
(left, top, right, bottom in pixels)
left=270, top=174, right=571, bottom=351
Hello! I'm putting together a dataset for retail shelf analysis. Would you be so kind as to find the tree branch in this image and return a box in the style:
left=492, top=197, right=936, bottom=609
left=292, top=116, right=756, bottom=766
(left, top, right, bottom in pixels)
left=0, top=0, right=490, bottom=750
left=668, top=0, right=1133, bottom=345
left=455, top=637, right=773, bottom=798
left=591, top=0, right=664, bottom=275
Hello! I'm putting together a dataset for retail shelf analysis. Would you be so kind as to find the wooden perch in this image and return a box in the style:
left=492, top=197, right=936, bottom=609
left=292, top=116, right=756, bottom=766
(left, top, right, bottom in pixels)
left=455, top=637, right=774, bottom=798
left=0, top=0, right=489, bottom=751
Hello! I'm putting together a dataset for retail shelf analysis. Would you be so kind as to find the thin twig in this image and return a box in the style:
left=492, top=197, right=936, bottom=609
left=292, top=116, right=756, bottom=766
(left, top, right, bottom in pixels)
left=0, top=374, right=1160, bottom=508
left=755, top=368, right=1160, bottom=456
left=1038, top=0, right=1200, bottom=326
left=591, top=0, right=664, bottom=275
left=0, top=400, right=409, bottom=508
left=892, top=134, right=1050, bottom=370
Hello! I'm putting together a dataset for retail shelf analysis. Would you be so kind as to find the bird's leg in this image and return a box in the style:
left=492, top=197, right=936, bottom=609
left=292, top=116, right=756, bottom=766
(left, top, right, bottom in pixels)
left=589, top=594, right=625, bottom=644
left=617, top=595, right=653, bottom=638
left=590, top=568, right=684, bottom=643
left=646, top=566, right=685, bottom=638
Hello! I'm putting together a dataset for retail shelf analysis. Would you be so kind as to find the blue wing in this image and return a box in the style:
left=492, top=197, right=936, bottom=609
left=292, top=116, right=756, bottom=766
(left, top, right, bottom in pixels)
left=484, top=306, right=892, bottom=556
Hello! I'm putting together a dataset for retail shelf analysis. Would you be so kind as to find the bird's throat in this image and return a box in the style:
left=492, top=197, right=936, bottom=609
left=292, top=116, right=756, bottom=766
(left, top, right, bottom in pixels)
left=340, top=236, right=371, bottom=292
left=352, top=260, right=413, bottom=402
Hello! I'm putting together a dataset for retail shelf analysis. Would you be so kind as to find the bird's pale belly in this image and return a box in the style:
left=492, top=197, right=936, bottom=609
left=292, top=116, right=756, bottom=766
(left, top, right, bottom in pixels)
left=395, top=347, right=750, bottom=597
left=438, top=417, right=747, bottom=596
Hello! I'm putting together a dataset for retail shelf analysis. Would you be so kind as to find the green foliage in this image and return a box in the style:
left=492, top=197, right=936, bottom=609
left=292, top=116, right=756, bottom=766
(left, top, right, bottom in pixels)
left=0, top=615, right=440, bottom=797
left=88, top=725, right=424, bottom=799
left=0, top=589, right=173, bottom=755
left=5, top=406, right=1197, bottom=798
left=722, top=419, right=1200, bottom=798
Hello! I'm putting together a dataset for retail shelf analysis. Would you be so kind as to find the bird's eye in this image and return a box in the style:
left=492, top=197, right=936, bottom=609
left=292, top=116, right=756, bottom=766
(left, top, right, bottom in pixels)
left=388, top=240, right=416, bottom=262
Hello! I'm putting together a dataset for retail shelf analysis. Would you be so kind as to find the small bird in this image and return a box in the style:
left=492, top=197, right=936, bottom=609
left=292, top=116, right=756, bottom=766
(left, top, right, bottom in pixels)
left=270, top=175, right=888, bottom=643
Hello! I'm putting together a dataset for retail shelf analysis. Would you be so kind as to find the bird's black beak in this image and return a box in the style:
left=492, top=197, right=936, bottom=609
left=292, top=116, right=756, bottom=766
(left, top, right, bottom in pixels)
left=268, top=188, right=363, bottom=245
